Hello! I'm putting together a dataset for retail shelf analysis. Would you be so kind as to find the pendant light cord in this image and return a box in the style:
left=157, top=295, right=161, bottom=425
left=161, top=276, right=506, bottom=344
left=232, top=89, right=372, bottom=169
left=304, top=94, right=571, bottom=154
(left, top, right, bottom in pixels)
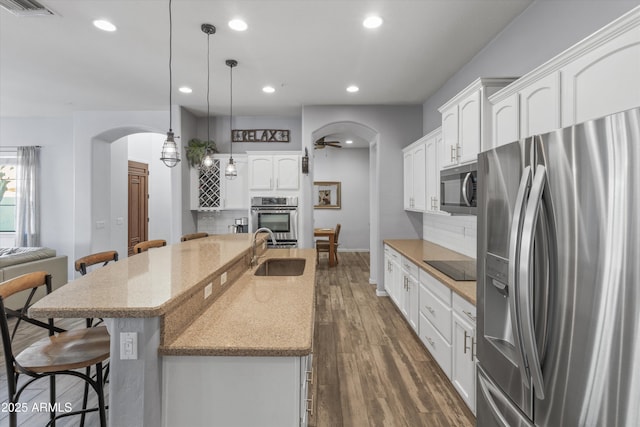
left=206, top=31, right=211, bottom=144
left=229, top=62, right=233, bottom=160
left=168, top=0, right=173, bottom=132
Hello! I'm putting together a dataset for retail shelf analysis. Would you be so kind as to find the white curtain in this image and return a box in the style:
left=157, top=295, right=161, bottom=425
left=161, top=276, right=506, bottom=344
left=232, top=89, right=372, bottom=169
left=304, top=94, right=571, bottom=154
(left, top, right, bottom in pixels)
left=15, top=146, right=40, bottom=247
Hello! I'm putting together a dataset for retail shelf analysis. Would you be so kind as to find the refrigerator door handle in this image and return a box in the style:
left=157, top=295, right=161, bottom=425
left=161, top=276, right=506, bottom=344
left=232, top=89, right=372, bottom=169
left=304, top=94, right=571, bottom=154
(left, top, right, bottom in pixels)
left=518, top=164, right=547, bottom=400
left=508, top=165, right=532, bottom=388
left=478, top=370, right=514, bottom=427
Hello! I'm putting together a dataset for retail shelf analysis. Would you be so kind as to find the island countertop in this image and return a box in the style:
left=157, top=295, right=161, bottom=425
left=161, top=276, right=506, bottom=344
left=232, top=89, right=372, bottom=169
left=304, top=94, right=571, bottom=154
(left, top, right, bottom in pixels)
left=160, top=248, right=317, bottom=357
left=29, top=234, right=263, bottom=319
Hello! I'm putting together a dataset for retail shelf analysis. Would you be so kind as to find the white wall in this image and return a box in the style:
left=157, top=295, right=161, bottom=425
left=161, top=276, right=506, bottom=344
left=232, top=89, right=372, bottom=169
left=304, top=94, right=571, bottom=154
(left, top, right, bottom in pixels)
left=210, top=115, right=302, bottom=154
left=301, top=105, right=423, bottom=292
left=313, top=147, right=369, bottom=251
left=420, top=0, right=639, bottom=257
left=0, top=117, right=74, bottom=264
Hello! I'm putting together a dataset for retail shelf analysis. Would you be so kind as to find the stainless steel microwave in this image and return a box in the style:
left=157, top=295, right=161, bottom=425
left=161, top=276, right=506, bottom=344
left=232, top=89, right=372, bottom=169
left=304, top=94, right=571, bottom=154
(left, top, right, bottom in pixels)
left=440, top=163, right=477, bottom=215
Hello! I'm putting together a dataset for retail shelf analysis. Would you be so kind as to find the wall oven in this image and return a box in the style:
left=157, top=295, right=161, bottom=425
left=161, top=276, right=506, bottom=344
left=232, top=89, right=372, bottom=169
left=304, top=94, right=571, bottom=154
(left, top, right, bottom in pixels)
left=250, top=196, right=298, bottom=247
left=440, top=162, right=477, bottom=215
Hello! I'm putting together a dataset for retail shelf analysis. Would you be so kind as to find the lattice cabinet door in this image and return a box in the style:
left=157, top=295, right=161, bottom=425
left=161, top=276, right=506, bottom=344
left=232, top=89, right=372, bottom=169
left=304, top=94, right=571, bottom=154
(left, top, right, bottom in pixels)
left=189, top=159, right=221, bottom=210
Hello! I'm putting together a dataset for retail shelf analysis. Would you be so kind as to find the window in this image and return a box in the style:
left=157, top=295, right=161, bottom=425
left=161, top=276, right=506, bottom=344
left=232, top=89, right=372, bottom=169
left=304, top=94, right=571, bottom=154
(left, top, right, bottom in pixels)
left=0, top=152, right=17, bottom=232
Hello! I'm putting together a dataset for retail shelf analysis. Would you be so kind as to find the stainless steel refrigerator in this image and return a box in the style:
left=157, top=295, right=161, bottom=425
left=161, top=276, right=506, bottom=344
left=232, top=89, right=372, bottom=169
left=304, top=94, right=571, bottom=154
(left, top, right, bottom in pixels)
left=476, top=107, right=640, bottom=427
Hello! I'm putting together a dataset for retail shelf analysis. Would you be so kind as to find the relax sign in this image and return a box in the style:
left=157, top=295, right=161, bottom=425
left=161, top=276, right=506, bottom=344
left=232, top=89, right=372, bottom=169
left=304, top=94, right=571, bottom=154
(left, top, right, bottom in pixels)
left=231, top=129, right=290, bottom=143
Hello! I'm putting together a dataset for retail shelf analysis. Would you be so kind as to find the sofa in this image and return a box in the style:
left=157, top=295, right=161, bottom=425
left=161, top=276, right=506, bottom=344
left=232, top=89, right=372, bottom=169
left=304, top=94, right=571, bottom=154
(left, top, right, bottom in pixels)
left=0, top=247, right=68, bottom=310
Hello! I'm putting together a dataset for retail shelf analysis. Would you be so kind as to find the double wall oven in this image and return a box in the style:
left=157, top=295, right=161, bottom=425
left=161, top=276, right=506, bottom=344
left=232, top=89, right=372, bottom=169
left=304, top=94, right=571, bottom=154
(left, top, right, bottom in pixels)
left=250, top=196, right=298, bottom=247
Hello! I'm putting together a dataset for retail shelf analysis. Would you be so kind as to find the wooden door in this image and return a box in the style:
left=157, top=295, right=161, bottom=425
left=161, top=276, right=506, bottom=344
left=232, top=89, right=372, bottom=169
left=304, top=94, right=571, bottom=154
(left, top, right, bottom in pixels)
left=128, top=161, right=148, bottom=256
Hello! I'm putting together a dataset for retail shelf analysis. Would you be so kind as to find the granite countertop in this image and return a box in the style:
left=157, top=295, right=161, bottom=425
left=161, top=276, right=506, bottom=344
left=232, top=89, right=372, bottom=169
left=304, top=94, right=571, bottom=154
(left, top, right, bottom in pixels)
left=29, top=234, right=264, bottom=319
left=160, top=248, right=316, bottom=357
left=384, top=239, right=476, bottom=305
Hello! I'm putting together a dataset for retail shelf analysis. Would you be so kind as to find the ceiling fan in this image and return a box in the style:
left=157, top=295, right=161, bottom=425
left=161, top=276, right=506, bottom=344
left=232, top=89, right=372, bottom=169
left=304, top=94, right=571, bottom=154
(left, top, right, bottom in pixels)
left=314, top=136, right=342, bottom=149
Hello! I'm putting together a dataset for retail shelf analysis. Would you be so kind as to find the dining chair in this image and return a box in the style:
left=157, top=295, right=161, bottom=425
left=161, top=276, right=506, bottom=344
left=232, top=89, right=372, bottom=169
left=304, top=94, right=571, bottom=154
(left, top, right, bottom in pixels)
left=133, top=239, right=167, bottom=254
left=0, top=272, right=109, bottom=427
left=180, top=232, right=209, bottom=242
left=316, top=223, right=341, bottom=264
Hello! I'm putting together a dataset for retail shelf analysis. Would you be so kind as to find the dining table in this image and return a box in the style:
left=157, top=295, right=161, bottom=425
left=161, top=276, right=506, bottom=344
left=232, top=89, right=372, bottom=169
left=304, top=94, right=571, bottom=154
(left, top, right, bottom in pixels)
left=314, top=227, right=337, bottom=267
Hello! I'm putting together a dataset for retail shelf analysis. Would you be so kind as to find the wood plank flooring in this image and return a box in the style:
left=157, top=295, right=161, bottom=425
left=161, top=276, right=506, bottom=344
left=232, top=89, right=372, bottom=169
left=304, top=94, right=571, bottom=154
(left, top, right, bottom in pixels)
left=310, top=252, right=475, bottom=427
left=1, top=251, right=474, bottom=426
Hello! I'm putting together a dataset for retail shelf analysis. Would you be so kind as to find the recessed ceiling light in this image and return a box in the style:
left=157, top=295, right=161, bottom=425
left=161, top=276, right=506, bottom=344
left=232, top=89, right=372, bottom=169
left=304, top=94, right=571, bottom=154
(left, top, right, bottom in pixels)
left=93, top=19, right=116, bottom=32
left=262, top=86, right=276, bottom=94
left=345, top=140, right=353, bottom=144
left=363, top=15, right=383, bottom=29
left=228, top=19, right=248, bottom=31
left=179, top=87, right=192, bottom=94
left=346, top=85, right=359, bottom=93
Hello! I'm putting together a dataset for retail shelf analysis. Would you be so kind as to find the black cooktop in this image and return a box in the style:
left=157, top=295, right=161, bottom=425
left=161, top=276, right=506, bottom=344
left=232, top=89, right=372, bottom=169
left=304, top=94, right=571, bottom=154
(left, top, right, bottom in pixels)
left=424, top=260, right=477, bottom=281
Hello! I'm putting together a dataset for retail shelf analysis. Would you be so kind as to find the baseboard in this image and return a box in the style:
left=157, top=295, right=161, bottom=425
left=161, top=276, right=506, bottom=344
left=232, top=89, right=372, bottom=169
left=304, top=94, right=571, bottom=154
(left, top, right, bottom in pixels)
left=376, top=289, right=389, bottom=297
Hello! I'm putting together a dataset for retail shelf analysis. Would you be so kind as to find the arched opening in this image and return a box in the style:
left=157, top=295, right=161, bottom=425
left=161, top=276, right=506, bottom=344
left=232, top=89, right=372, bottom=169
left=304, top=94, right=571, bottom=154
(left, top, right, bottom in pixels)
left=89, top=128, right=174, bottom=260
left=309, top=121, right=380, bottom=287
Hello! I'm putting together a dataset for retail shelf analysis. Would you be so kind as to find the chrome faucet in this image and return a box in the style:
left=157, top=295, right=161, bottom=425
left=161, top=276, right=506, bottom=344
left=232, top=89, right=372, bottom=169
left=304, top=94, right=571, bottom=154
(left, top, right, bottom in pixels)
left=252, top=227, right=277, bottom=267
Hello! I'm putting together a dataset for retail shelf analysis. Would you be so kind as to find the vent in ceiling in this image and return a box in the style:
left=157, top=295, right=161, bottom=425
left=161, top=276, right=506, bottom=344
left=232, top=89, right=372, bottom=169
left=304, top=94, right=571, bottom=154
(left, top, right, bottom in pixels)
left=0, top=0, right=54, bottom=16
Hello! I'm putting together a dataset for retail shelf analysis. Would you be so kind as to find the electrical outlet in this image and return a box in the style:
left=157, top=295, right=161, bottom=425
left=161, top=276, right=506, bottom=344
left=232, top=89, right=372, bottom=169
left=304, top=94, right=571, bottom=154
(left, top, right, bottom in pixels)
left=221, top=272, right=227, bottom=286
left=120, top=332, right=137, bottom=360
left=204, top=282, right=213, bottom=299
left=96, top=220, right=106, bottom=229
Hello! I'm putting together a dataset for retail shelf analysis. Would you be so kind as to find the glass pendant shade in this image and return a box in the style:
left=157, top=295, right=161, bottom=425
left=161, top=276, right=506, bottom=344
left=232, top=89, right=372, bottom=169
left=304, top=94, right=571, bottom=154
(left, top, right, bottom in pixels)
left=160, top=130, right=180, bottom=168
left=202, top=152, right=214, bottom=168
left=225, top=157, right=237, bottom=179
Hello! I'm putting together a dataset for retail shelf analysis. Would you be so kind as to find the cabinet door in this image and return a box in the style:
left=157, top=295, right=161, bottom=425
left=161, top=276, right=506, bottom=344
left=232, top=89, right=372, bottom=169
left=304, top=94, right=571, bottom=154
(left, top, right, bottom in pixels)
left=408, top=274, right=419, bottom=332
left=403, top=150, right=414, bottom=210
left=411, top=145, right=426, bottom=211
left=248, top=156, right=273, bottom=190
left=425, top=136, right=438, bottom=212
left=274, top=155, right=299, bottom=190
left=491, top=93, right=520, bottom=149
left=441, top=105, right=459, bottom=168
left=452, top=312, right=476, bottom=414
left=221, top=156, right=248, bottom=210
left=458, top=90, right=481, bottom=164
left=561, top=26, right=640, bottom=127
left=520, top=72, right=560, bottom=138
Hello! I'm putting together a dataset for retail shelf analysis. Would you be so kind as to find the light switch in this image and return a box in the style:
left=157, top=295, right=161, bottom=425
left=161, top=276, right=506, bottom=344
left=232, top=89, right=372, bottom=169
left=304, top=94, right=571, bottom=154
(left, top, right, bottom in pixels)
left=120, top=332, right=138, bottom=360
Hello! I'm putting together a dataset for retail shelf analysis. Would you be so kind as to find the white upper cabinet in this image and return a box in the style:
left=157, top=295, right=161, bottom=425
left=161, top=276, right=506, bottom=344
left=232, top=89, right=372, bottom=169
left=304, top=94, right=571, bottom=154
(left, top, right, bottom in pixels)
left=439, top=78, right=517, bottom=167
left=403, top=140, right=426, bottom=211
left=219, top=154, right=248, bottom=210
left=490, top=7, right=640, bottom=148
left=425, top=128, right=444, bottom=214
left=190, top=154, right=250, bottom=211
left=248, top=152, right=300, bottom=192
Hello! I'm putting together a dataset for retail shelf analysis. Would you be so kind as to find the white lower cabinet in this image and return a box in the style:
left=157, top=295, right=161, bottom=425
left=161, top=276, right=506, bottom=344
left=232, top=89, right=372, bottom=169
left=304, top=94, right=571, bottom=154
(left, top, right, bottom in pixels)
left=419, top=270, right=452, bottom=378
left=162, top=354, right=313, bottom=427
left=401, top=257, right=419, bottom=332
left=384, top=245, right=401, bottom=306
left=451, top=293, right=477, bottom=414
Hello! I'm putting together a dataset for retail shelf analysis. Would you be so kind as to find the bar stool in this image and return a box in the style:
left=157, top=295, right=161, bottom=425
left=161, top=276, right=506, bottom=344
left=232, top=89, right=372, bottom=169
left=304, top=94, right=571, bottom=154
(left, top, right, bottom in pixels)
left=133, top=239, right=167, bottom=253
left=0, top=272, right=109, bottom=427
left=180, top=232, right=208, bottom=242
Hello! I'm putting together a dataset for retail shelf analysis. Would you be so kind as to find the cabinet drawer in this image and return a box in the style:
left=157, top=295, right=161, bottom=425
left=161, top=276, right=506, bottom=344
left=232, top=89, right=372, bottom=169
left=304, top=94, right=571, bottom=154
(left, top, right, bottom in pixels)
left=420, top=313, right=452, bottom=378
left=384, top=245, right=400, bottom=262
left=401, top=257, right=419, bottom=278
left=419, top=282, right=452, bottom=343
left=453, top=292, right=476, bottom=325
left=419, top=269, right=452, bottom=305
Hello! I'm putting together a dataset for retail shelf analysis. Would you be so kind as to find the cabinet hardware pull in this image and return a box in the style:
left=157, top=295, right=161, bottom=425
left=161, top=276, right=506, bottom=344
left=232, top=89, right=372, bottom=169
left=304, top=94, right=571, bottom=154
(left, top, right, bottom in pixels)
left=464, top=331, right=472, bottom=354
left=306, top=395, right=314, bottom=416
left=425, top=305, right=435, bottom=315
left=426, top=336, right=435, bottom=347
left=462, top=310, right=476, bottom=322
left=471, top=337, right=476, bottom=362
left=306, top=370, right=313, bottom=385
left=450, top=145, right=455, bottom=162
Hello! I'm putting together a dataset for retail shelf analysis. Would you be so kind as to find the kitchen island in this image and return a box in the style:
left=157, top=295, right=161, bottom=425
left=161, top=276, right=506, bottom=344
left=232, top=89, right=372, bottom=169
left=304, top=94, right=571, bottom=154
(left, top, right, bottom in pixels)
left=29, top=234, right=316, bottom=427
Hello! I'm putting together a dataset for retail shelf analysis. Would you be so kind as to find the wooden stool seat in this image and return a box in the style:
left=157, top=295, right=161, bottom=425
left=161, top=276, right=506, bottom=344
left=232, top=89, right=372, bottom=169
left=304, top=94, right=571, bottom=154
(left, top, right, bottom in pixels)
left=16, top=326, right=110, bottom=373
left=181, top=232, right=208, bottom=242
left=133, top=239, right=167, bottom=253
left=74, top=251, right=118, bottom=275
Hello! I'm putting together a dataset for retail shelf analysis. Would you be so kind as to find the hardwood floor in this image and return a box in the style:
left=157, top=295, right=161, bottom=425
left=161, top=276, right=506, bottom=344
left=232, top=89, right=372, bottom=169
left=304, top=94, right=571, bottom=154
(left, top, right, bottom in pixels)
left=1, top=251, right=474, bottom=426
left=310, top=252, right=475, bottom=427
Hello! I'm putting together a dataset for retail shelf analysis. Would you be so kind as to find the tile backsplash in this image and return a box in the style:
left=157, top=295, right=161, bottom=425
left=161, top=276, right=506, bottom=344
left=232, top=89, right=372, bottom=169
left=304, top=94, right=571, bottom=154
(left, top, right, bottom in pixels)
left=197, top=210, right=250, bottom=235
left=422, top=213, right=476, bottom=258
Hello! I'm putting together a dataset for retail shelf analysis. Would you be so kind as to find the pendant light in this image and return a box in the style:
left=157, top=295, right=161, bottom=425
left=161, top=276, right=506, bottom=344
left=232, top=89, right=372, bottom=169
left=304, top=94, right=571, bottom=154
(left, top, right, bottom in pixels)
left=201, top=23, right=216, bottom=169
left=225, top=59, right=238, bottom=179
left=160, top=0, right=181, bottom=167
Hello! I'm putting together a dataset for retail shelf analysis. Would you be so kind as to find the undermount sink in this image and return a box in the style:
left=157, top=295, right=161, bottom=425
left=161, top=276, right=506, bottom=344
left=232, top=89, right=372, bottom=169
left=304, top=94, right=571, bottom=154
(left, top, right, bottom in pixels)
left=254, top=258, right=306, bottom=276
